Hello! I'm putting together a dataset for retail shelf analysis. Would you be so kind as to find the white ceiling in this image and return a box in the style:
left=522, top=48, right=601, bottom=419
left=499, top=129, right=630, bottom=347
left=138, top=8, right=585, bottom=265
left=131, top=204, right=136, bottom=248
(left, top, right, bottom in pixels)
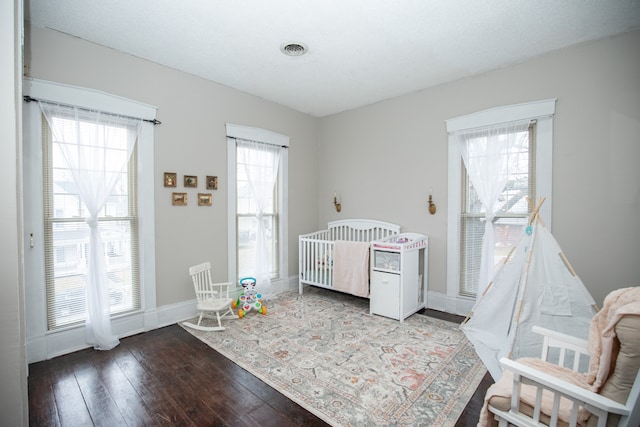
left=26, top=0, right=640, bottom=118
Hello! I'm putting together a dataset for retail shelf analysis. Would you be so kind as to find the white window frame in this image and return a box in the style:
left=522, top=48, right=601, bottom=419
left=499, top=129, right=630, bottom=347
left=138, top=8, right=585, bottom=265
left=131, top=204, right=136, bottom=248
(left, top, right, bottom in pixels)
left=226, top=123, right=289, bottom=293
left=445, top=99, right=556, bottom=314
left=23, top=78, right=158, bottom=362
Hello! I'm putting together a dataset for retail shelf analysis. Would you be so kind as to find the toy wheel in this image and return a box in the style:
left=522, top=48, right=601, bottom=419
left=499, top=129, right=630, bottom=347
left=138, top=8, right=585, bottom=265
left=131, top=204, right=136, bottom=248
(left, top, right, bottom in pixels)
left=238, top=309, right=245, bottom=319
left=260, top=306, right=267, bottom=315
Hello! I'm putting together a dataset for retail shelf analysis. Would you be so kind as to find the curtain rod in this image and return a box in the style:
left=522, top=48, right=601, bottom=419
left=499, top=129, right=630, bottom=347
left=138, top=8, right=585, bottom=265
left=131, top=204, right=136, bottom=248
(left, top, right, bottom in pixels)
left=23, top=95, right=161, bottom=125
left=227, top=135, right=288, bottom=149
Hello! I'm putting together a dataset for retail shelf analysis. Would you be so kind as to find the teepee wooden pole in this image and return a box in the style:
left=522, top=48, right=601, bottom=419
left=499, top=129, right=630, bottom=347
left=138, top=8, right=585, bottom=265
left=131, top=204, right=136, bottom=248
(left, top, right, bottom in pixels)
left=514, top=300, right=524, bottom=323
left=527, top=196, right=546, bottom=226
left=503, top=246, right=516, bottom=265
left=461, top=311, right=473, bottom=325
left=522, top=222, right=537, bottom=275
left=557, top=242, right=598, bottom=313
left=461, top=279, right=496, bottom=325
left=527, top=197, right=536, bottom=225
left=508, top=197, right=544, bottom=359
left=559, top=251, right=578, bottom=277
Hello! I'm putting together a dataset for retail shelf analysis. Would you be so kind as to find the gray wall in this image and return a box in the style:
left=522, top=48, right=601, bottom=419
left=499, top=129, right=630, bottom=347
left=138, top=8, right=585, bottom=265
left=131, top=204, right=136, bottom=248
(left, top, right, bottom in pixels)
left=318, top=30, right=640, bottom=307
left=25, top=24, right=320, bottom=307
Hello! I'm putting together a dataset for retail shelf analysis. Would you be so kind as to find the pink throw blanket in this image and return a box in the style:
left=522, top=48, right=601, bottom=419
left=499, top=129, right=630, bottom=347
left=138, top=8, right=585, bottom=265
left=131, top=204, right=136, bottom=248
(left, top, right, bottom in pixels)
left=332, top=240, right=370, bottom=298
left=587, top=287, right=640, bottom=391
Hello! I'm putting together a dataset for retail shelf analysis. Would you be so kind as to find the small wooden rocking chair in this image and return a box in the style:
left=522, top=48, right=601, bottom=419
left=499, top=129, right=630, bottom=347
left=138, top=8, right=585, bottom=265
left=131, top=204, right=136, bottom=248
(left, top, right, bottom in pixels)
left=183, top=262, right=237, bottom=332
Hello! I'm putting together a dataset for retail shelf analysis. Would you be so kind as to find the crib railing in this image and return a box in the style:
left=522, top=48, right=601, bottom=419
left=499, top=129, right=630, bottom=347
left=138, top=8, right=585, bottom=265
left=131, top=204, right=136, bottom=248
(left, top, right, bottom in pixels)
left=299, top=219, right=401, bottom=294
left=299, top=230, right=333, bottom=292
left=330, top=225, right=397, bottom=242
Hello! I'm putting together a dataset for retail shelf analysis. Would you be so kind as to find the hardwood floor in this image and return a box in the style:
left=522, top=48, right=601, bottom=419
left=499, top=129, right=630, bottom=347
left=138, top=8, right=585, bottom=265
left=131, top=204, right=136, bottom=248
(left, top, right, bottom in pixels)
left=28, top=309, right=493, bottom=426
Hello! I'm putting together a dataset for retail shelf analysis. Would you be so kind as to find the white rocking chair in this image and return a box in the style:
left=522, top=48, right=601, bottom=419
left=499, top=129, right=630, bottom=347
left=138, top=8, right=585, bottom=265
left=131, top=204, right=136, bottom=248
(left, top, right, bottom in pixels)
left=183, top=262, right=236, bottom=332
left=484, top=287, right=640, bottom=427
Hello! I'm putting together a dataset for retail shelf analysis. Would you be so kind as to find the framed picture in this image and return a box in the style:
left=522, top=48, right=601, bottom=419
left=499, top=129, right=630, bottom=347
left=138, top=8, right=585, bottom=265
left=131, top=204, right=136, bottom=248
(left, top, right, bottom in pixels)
left=172, top=192, right=187, bottom=206
left=206, top=175, right=218, bottom=190
left=184, top=175, right=198, bottom=188
left=164, top=172, right=177, bottom=187
left=198, top=193, right=212, bottom=206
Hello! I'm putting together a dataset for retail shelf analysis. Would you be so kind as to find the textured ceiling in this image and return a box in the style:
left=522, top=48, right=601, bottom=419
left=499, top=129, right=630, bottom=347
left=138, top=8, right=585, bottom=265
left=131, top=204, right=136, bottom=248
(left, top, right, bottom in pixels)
left=26, top=0, right=640, bottom=117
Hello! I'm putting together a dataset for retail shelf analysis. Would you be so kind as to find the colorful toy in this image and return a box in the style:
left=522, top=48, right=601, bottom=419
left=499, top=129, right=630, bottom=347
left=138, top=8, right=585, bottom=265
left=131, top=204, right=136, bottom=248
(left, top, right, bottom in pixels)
left=232, top=277, right=267, bottom=318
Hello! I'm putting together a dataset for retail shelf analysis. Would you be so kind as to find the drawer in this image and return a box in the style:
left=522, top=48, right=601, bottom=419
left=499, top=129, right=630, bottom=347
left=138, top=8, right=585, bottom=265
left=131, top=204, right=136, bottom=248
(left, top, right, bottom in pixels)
left=373, top=250, right=400, bottom=271
left=371, top=271, right=401, bottom=288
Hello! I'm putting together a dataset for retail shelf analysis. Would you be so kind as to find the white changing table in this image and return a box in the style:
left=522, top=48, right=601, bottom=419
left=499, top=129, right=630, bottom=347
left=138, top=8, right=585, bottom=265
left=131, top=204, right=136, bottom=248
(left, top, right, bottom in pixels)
left=370, top=233, right=428, bottom=321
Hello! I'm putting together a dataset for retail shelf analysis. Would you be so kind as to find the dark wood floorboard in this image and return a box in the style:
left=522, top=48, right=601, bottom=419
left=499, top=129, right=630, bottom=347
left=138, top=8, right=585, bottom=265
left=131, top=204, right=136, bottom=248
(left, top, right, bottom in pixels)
left=29, top=309, right=493, bottom=426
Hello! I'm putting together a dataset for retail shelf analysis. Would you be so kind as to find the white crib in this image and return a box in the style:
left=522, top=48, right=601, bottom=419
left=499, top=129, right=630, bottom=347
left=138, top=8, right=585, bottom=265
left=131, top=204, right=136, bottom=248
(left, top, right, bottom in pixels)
left=298, top=219, right=401, bottom=295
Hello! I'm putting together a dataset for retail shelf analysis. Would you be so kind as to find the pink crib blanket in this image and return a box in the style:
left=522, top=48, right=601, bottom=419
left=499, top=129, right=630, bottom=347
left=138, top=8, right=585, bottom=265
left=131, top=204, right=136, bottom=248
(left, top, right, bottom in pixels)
left=332, top=240, right=370, bottom=298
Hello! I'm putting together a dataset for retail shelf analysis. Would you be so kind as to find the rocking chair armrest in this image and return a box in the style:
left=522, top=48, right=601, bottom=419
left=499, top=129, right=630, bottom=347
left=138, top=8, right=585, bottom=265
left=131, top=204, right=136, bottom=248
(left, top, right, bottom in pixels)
left=207, top=282, right=233, bottom=296
left=499, top=358, right=629, bottom=416
left=210, top=281, right=232, bottom=287
left=531, top=326, right=589, bottom=352
left=208, top=281, right=232, bottom=289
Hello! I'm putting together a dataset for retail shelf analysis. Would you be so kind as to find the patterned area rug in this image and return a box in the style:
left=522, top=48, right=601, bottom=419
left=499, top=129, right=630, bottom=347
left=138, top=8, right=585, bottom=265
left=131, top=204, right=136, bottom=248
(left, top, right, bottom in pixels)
left=181, top=287, right=486, bottom=426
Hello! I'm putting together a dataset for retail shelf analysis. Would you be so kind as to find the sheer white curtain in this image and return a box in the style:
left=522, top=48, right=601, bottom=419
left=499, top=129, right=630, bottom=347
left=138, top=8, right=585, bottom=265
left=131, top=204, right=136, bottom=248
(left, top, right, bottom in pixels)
left=40, top=103, right=141, bottom=350
left=237, top=140, right=280, bottom=296
left=456, top=119, right=530, bottom=300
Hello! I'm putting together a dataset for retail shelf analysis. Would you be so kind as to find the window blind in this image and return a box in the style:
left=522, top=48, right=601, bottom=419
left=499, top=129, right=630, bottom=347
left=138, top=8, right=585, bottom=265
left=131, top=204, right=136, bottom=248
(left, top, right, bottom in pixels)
left=42, top=114, right=141, bottom=330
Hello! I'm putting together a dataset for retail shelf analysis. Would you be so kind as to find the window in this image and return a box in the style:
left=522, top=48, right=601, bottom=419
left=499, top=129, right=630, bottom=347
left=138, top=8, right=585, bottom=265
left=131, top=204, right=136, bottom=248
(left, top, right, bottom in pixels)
left=42, top=113, right=140, bottom=330
left=23, top=79, right=157, bottom=361
left=236, top=141, right=280, bottom=279
left=226, top=124, right=289, bottom=291
left=459, top=123, right=535, bottom=297
left=446, top=99, right=555, bottom=308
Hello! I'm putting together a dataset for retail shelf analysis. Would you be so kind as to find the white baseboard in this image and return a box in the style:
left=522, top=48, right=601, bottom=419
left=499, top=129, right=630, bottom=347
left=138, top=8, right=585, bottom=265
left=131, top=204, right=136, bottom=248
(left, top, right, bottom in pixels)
left=155, top=298, right=198, bottom=327
left=271, top=275, right=299, bottom=294
left=27, top=311, right=149, bottom=363
left=26, top=299, right=199, bottom=363
left=426, top=290, right=475, bottom=316
left=26, top=276, right=302, bottom=363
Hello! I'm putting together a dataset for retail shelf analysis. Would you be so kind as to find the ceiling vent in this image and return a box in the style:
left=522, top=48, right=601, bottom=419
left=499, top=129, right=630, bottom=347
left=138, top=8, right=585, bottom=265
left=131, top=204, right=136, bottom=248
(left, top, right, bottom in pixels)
left=281, top=42, right=308, bottom=57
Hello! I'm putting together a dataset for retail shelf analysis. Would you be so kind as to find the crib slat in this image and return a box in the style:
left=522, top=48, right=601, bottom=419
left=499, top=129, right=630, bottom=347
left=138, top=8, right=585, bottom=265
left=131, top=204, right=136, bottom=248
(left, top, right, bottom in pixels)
left=313, top=240, right=319, bottom=284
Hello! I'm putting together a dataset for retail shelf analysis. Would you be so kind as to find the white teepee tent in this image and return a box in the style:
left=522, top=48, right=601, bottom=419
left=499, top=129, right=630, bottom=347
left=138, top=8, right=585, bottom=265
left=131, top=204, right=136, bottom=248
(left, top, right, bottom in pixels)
left=460, top=198, right=598, bottom=380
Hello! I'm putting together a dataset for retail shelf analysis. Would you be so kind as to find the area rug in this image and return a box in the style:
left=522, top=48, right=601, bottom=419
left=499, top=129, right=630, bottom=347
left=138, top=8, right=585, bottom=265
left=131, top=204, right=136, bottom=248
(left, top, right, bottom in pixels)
left=181, top=287, right=486, bottom=426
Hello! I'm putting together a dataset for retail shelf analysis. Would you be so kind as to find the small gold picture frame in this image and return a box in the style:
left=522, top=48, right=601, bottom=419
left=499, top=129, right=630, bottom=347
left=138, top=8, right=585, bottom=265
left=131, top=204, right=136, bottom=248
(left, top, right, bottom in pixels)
left=206, top=175, right=218, bottom=190
left=164, top=172, right=177, bottom=187
left=184, top=175, right=198, bottom=188
left=172, top=192, right=187, bottom=206
left=198, top=193, right=212, bottom=206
